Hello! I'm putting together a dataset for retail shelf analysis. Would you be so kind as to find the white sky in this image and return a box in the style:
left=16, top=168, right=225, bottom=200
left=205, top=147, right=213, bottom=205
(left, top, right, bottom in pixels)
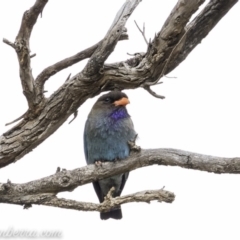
left=0, top=0, right=240, bottom=239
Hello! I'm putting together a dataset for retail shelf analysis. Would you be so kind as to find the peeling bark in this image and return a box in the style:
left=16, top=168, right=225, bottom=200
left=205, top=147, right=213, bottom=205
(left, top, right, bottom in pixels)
left=1, top=0, right=238, bottom=168
left=0, top=148, right=239, bottom=212
left=1, top=0, right=239, bottom=213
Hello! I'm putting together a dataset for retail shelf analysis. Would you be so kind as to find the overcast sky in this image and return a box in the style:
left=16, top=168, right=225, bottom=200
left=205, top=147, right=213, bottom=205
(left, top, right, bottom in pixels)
left=0, top=0, right=240, bottom=239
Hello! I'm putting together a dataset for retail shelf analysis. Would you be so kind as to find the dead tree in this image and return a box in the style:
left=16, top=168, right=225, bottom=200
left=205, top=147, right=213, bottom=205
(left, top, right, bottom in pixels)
left=0, top=0, right=239, bottom=213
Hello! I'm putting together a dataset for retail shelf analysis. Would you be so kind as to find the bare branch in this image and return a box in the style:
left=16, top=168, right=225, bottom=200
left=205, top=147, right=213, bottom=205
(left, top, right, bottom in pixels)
left=39, top=188, right=174, bottom=212
left=65, top=73, right=71, bottom=82
left=34, top=42, right=99, bottom=99
left=2, top=38, right=15, bottom=49
left=1, top=147, right=240, bottom=210
left=0, top=183, right=174, bottom=212
left=165, top=0, right=239, bottom=74
left=99, top=0, right=206, bottom=91
left=5, top=110, right=28, bottom=126
left=68, top=110, right=78, bottom=124
left=1, top=148, right=240, bottom=197
left=164, top=75, right=177, bottom=79
left=134, top=20, right=148, bottom=45
left=143, top=86, right=165, bottom=99
left=30, top=53, right=36, bottom=58
left=0, top=0, right=238, bottom=169
left=34, top=34, right=128, bottom=101
left=148, top=26, right=191, bottom=87
left=143, top=0, right=205, bottom=83
left=13, top=0, right=48, bottom=110
left=82, top=0, right=141, bottom=77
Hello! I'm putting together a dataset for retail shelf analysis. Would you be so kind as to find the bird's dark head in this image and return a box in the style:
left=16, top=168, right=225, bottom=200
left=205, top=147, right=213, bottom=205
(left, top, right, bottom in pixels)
left=89, top=91, right=130, bottom=120
left=97, top=91, right=129, bottom=107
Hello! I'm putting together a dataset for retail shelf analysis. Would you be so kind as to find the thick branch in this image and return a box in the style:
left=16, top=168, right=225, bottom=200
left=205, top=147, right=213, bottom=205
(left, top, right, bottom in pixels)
left=0, top=0, right=238, bottom=168
left=100, top=0, right=238, bottom=90
left=165, top=0, right=239, bottom=73
left=99, top=0, right=206, bottom=90
left=82, top=0, right=141, bottom=77
left=1, top=148, right=239, bottom=198
left=14, top=0, right=48, bottom=109
left=1, top=147, right=239, bottom=210
left=35, top=33, right=128, bottom=102
left=35, top=42, right=100, bottom=100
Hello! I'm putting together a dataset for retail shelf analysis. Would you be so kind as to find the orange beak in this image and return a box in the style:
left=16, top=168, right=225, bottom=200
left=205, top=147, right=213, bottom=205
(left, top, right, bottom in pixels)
left=114, top=97, right=130, bottom=106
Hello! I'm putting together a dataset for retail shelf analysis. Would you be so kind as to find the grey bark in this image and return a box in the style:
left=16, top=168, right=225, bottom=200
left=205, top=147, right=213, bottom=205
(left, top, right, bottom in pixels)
left=0, top=0, right=239, bottom=213
left=1, top=0, right=238, bottom=168
left=0, top=148, right=239, bottom=211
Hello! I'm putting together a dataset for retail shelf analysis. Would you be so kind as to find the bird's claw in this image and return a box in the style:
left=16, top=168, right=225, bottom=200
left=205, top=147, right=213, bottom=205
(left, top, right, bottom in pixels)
left=128, top=141, right=141, bottom=152
left=95, top=161, right=102, bottom=166
left=128, top=134, right=141, bottom=152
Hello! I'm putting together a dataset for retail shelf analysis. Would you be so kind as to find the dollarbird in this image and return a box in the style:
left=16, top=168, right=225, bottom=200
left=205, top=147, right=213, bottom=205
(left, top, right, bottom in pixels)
left=83, top=90, right=137, bottom=220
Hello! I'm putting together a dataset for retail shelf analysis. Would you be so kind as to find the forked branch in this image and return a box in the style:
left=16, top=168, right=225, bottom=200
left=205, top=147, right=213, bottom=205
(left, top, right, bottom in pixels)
left=6, top=0, right=48, bottom=110
left=1, top=148, right=239, bottom=211
left=32, top=188, right=175, bottom=213
left=0, top=0, right=238, bottom=170
left=82, top=0, right=141, bottom=77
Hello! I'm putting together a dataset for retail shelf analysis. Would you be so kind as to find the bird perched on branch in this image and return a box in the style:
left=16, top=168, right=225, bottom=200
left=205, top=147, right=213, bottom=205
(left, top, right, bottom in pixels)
left=83, top=90, right=137, bottom=220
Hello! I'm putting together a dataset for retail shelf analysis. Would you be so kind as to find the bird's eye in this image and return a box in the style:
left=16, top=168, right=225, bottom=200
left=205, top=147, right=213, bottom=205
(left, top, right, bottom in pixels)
left=104, top=97, right=111, bottom=103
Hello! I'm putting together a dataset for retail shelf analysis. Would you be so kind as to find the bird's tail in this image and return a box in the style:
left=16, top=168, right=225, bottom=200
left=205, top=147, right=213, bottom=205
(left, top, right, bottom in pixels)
left=100, top=208, right=122, bottom=220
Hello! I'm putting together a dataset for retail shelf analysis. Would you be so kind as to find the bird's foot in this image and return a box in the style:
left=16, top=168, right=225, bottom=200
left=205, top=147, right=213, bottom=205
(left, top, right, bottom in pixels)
left=128, top=134, right=141, bottom=152
left=113, top=158, right=120, bottom=163
left=95, top=160, right=103, bottom=166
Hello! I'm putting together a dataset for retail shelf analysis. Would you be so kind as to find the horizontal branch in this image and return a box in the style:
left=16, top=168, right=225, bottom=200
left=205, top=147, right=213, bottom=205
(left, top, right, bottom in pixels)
left=40, top=188, right=175, bottom=213
left=0, top=184, right=174, bottom=212
left=1, top=148, right=239, bottom=198
left=1, top=147, right=239, bottom=211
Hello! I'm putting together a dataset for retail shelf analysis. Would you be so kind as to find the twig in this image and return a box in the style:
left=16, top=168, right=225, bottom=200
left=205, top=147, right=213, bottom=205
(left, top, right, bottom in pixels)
left=143, top=29, right=189, bottom=88
left=83, top=0, right=141, bottom=77
left=134, top=20, right=148, bottom=45
left=30, top=53, right=36, bottom=58
left=143, top=85, right=165, bottom=99
left=145, top=11, right=193, bottom=89
left=127, top=52, right=145, bottom=57
left=68, top=110, right=78, bottom=124
left=164, top=75, right=177, bottom=79
left=127, top=52, right=135, bottom=56
left=160, top=31, right=189, bottom=79
left=2, top=38, right=15, bottom=49
left=155, top=81, right=163, bottom=85
left=65, top=73, right=71, bottom=82
left=5, top=110, right=28, bottom=126
left=42, top=188, right=175, bottom=212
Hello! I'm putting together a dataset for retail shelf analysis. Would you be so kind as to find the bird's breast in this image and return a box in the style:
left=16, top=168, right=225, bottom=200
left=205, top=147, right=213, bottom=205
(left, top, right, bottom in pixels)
left=86, top=116, right=136, bottom=163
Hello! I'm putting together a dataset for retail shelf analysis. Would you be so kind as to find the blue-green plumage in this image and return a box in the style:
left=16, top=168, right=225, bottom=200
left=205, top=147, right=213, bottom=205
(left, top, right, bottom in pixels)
left=83, top=91, right=136, bottom=220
